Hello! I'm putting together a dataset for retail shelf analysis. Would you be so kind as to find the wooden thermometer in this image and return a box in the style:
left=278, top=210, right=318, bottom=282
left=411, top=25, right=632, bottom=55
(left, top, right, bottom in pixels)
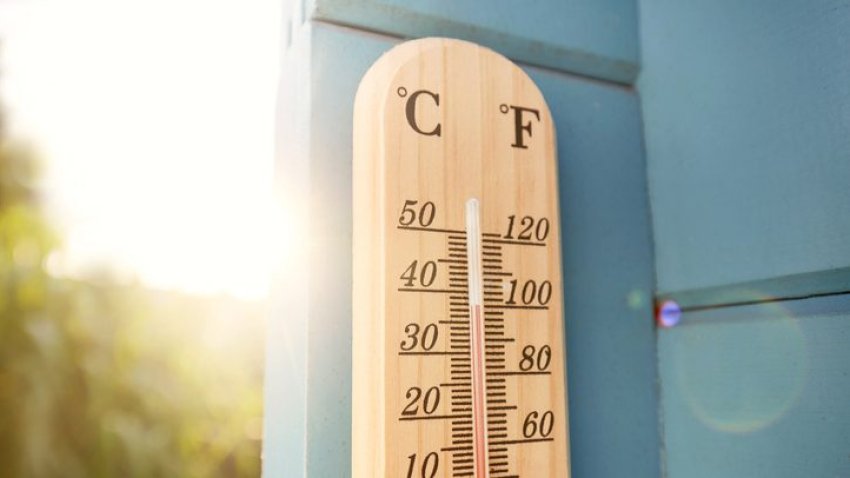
left=353, top=38, right=570, bottom=478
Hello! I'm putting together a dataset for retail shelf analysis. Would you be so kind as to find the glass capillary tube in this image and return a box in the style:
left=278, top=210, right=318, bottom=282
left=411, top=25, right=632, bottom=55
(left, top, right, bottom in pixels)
left=465, top=198, right=490, bottom=478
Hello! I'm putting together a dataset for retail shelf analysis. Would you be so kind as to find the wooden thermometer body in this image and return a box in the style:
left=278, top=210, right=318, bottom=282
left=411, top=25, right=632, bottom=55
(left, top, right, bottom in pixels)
left=353, top=38, right=570, bottom=478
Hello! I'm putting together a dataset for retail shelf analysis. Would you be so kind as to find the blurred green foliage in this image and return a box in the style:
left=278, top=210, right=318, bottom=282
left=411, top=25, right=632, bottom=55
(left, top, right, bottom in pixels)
left=0, top=108, right=265, bottom=477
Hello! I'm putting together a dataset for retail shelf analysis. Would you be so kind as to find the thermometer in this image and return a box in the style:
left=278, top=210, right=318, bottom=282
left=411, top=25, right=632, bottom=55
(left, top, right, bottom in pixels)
left=353, top=38, right=570, bottom=477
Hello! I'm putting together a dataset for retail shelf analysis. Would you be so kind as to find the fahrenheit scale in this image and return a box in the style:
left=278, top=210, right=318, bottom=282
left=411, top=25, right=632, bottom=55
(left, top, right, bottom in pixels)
left=353, top=38, right=570, bottom=478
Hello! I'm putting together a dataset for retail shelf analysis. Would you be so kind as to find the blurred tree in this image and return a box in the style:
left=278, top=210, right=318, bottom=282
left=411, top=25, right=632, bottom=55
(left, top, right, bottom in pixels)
left=0, top=95, right=264, bottom=476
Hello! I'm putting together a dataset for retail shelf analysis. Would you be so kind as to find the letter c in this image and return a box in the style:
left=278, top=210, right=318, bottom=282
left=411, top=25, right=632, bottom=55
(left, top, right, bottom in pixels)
left=405, top=89, right=441, bottom=137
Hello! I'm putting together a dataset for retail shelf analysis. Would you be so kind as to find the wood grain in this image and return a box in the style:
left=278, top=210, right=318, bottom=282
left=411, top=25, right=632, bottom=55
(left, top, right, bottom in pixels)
left=353, top=38, right=569, bottom=477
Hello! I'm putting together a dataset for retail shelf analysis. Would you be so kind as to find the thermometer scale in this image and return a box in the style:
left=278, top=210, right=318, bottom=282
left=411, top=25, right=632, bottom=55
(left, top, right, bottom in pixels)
left=353, top=38, right=570, bottom=477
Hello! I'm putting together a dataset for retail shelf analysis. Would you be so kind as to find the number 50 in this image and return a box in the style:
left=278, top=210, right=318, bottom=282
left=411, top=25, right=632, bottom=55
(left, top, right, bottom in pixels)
left=399, top=200, right=436, bottom=227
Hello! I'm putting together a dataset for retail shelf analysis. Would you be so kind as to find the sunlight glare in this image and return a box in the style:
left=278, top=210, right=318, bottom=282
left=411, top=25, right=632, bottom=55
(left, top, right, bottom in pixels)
left=0, top=0, right=282, bottom=300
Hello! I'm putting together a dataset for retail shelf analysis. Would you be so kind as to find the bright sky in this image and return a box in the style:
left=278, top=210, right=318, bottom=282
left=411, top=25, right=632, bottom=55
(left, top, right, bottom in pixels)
left=0, top=0, right=282, bottom=300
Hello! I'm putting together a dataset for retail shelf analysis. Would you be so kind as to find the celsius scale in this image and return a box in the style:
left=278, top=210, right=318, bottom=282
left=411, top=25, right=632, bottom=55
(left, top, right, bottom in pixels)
left=353, top=38, right=570, bottom=478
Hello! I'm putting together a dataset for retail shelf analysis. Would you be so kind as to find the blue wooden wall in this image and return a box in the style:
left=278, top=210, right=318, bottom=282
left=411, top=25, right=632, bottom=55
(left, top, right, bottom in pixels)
left=265, top=0, right=657, bottom=476
left=658, top=295, right=850, bottom=477
left=266, top=0, right=850, bottom=476
left=640, top=0, right=850, bottom=476
left=639, top=0, right=850, bottom=303
left=308, top=0, right=640, bottom=83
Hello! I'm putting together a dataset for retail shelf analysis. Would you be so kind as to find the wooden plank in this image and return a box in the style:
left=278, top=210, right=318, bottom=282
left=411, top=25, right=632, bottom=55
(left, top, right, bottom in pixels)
left=527, top=67, right=659, bottom=478
left=353, top=38, right=570, bottom=478
left=640, top=0, right=850, bottom=295
left=659, top=266, right=850, bottom=311
left=261, top=14, right=312, bottom=477
left=658, top=294, right=850, bottom=477
left=308, top=0, right=639, bottom=84
left=262, top=23, right=398, bottom=478
left=263, top=23, right=657, bottom=478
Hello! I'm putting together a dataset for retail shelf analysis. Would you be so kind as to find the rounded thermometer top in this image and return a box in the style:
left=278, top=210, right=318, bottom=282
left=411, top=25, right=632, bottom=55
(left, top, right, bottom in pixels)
left=353, top=38, right=570, bottom=478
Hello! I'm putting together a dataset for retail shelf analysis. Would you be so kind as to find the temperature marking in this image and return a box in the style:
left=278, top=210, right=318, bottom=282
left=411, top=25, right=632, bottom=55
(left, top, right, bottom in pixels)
left=465, top=199, right=490, bottom=478
left=397, top=225, right=465, bottom=234
left=353, top=38, right=570, bottom=478
left=481, top=238, right=546, bottom=247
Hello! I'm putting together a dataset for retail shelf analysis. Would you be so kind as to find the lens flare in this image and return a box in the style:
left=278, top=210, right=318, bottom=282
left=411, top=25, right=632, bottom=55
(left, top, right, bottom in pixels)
left=657, top=300, right=681, bottom=328
left=670, top=291, right=807, bottom=434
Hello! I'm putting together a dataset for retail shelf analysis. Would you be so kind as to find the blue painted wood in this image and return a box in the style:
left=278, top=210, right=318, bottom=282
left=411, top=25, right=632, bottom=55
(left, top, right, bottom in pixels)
left=262, top=10, right=313, bottom=475
left=658, top=294, right=850, bottom=477
left=263, top=22, right=398, bottom=478
left=528, top=69, right=659, bottom=478
left=263, top=22, right=658, bottom=477
left=307, top=0, right=640, bottom=84
left=639, top=0, right=850, bottom=297
left=659, top=266, right=850, bottom=310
